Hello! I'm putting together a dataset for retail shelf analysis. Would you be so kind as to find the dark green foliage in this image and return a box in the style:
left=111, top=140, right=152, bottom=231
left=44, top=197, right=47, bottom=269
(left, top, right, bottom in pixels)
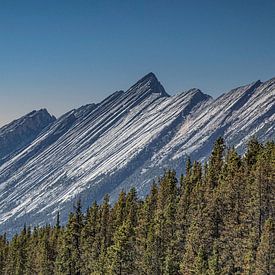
left=255, top=217, right=275, bottom=274
left=0, top=138, right=274, bottom=274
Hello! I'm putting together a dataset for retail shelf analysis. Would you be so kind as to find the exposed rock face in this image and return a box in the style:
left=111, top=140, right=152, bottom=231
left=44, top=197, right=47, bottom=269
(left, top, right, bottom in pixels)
left=0, top=73, right=274, bottom=236
left=0, top=109, right=56, bottom=161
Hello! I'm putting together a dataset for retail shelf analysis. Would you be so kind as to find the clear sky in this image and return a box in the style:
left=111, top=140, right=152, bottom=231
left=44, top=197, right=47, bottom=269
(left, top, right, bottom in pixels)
left=0, top=0, right=274, bottom=126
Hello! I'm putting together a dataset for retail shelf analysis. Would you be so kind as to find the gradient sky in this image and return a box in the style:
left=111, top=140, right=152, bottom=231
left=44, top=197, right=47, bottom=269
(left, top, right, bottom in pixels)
left=0, top=0, right=275, bottom=126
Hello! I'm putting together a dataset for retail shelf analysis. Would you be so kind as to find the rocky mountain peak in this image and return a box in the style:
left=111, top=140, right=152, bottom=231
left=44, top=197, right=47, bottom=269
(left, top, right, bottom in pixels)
left=127, top=72, right=170, bottom=98
left=0, top=109, right=56, bottom=160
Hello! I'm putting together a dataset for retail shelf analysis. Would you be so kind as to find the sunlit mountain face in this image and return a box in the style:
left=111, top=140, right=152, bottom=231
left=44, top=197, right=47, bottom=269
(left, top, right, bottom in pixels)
left=0, top=73, right=274, bottom=236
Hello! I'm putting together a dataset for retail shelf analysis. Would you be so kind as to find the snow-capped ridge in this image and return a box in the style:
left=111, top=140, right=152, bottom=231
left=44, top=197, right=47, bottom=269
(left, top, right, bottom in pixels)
left=72, top=104, right=98, bottom=119
left=216, top=79, right=262, bottom=101
left=0, top=109, right=55, bottom=133
left=0, top=109, right=56, bottom=162
left=259, top=77, right=275, bottom=92
left=175, top=88, right=212, bottom=101
left=98, top=90, right=125, bottom=107
left=134, top=72, right=160, bottom=86
left=126, top=72, right=169, bottom=98
left=0, top=73, right=274, bottom=237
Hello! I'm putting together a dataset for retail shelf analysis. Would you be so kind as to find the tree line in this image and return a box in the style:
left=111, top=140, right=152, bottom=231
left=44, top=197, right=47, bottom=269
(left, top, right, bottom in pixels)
left=0, top=138, right=274, bottom=274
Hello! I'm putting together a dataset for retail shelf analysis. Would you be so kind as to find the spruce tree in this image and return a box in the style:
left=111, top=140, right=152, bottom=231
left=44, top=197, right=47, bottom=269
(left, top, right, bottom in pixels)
left=106, top=220, right=136, bottom=274
left=0, top=234, right=7, bottom=274
left=155, top=170, right=178, bottom=274
left=255, top=218, right=275, bottom=275
left=81, top=201, right=100, bottom=274
left=207, top=137, right=225, bottom=189
left=136, top=182, right=158, bottom=274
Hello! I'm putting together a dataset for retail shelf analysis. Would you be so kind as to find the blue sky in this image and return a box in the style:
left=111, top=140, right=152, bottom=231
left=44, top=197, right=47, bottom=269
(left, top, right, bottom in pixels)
left=0, top=0, right=274, bottom=126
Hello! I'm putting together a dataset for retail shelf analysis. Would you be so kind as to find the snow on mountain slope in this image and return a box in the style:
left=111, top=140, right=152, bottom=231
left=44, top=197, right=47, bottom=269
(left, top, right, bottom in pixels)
left=0, top=73, right=274, bottom=235
left=100, top=78, right=275, bottom=200
left=0, top=109, right=56, bottom=163
left=0, top=73, right=210, bottom=234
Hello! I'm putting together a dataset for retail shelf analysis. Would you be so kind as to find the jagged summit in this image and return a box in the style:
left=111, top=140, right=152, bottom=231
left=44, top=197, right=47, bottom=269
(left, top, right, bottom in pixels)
left=29, top=108, right=56, bottom=119
left=0, top=109, right=55, bottom=132
left=177, top=88, right=212, bottom=100
left=0, top=109, right=56, bottom=161
left=126, top=72, right=170, bottom=98
left=137, top=72, right=159, bottom=83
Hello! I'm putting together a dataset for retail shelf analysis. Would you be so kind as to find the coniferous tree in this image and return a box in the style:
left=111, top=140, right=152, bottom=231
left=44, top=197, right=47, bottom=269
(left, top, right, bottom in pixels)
left=55, top=199, right=83, bottom=275
left=96, top=194, right=111, bottom=274
left=37, top=228, right=54, bottom=274
left=106, top=220, right=136, bottom=275
left=219, top=148, right=246, bottom=273
left=255, top=217, right=275, bottom=275
left=81, top=201, right=100, bottom=274
left=155, top=170, right=178, bottom=274
left=0, top=234, right=7, bottom=274
left=5, top=234, right=19, bottom=275
left=207, top=137, right=225, bottom=189
left=136, top=182, right=158, bottom=274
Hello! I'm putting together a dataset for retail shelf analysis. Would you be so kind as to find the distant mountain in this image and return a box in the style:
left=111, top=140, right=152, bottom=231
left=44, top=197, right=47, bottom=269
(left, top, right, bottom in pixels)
left=0, top=73, right=274, bottom=235
left=0, top=109, right=56, bottom=163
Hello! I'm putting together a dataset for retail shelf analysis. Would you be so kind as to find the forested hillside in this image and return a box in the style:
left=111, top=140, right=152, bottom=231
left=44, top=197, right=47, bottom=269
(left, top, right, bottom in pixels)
left=0, top=138, right=274, bottom=274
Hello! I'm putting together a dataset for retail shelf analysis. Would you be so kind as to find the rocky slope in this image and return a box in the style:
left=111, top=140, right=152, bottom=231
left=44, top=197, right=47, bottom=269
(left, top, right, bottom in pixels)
left=0, top=109, right=56, bottom=163
left=0, top=73, right=274, bottom=235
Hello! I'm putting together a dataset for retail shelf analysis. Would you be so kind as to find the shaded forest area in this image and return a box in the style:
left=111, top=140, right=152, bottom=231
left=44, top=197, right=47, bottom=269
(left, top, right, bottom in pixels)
left=0, top=138, right=274, bottom=274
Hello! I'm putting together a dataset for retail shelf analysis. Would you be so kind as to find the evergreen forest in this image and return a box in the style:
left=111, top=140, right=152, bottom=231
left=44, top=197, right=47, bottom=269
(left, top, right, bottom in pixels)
left=0, top=138, right=274, bottom=275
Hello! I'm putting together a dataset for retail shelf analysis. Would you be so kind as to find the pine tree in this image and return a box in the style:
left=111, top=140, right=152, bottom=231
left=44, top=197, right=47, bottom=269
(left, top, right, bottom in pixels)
left=193, top=246, right=207, bottom=275
left=81, top=201, right=100, bottom=274
left=136, top=182, right=158, bottom=274
left=106, top=220, right=136, bottom=274
left=245, top=137, right=262, bottom=168
left=5, top=234, right=19, bottom=275
left=56, top=211, right=61, bottom=230
left=125, top=187, right=139, bottom=227
left=54, top=227, right=71, bottom=275
left=37, top=228, right=55, bottom=274
left=0, top=234, right=7, bottom=274
left=219, top=148, right=246, bottom=273
left=155, top=170, right=178, bottom=274
left=112, top=190, right=127, bottom=231
left=95, top=194, right=111, bottom=274
left=207, top=241, right=220, bottom=275
left=16, top=225, right=28, bottom=275
left=176, top=160, right=194, bottom=270
left=255, top=218, right=275, bottom=275
left=180, top=218, right=205, bottom=274
left=207, top=137, right=225, bottom=189
left=55, top=199, right=83, bottom=275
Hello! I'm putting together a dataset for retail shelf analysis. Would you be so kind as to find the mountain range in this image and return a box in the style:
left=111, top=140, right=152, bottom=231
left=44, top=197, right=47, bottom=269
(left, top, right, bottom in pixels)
left=0, top=72, right=274, bottom=235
